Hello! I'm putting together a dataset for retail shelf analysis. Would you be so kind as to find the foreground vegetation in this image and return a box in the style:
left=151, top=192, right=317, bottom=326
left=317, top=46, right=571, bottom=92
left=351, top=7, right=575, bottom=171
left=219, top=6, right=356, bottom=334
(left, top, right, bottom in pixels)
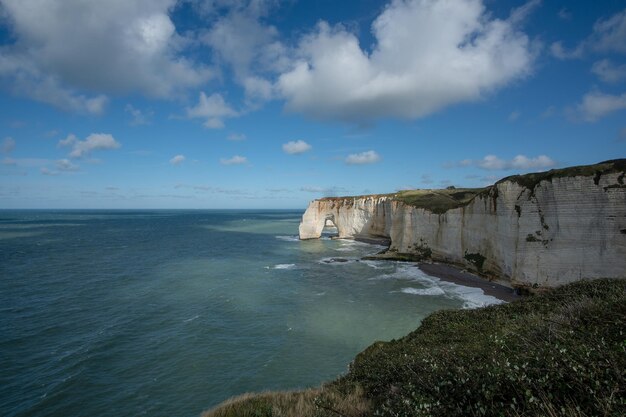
left=203, top=279, right=625, bottom=417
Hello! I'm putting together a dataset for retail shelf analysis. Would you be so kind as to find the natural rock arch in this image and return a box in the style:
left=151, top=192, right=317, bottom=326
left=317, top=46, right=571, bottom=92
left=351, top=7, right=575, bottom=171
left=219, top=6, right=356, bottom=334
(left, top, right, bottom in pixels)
left=299, top=209, right=336, bottom=239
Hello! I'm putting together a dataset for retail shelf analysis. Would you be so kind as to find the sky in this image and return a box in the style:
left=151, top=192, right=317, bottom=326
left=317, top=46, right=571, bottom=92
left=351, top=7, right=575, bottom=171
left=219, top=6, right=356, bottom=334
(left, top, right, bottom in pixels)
left=0, top=0, right=625, bottom=209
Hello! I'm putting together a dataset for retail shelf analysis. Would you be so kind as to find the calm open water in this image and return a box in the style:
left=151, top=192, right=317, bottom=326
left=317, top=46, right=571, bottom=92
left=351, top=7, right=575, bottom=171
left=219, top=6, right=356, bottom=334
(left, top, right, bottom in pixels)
left=0, top=210, right=502, bottom=417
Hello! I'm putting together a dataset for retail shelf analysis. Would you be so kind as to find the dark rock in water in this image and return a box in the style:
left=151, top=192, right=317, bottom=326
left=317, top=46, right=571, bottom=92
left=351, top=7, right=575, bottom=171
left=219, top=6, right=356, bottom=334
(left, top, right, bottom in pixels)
left=323, top=257, right=351, bottom=263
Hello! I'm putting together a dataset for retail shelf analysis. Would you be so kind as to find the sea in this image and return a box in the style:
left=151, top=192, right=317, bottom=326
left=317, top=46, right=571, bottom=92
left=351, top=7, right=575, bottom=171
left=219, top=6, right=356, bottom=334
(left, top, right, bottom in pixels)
left=0, top=210, right=503, bottom=417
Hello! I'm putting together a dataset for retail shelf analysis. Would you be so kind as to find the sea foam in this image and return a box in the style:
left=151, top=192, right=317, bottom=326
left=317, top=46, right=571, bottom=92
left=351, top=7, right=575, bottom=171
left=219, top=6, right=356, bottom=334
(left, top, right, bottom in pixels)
left=381, top=264, right=505, bottom=309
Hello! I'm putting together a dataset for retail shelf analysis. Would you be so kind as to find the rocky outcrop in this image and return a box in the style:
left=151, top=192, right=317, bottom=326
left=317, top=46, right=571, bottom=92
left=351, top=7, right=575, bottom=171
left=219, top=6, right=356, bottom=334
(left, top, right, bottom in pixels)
left=299, top=160, right=626, bottom=289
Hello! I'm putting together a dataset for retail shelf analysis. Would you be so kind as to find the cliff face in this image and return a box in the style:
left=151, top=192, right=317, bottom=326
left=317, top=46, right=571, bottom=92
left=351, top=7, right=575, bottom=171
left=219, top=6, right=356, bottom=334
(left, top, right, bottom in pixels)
left=299, top=161, right=626, bottom=288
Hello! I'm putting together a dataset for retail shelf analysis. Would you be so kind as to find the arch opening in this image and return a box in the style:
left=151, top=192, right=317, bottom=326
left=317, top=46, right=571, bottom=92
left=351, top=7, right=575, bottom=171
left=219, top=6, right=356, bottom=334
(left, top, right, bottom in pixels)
left=322, top=217, right=339, bottom=238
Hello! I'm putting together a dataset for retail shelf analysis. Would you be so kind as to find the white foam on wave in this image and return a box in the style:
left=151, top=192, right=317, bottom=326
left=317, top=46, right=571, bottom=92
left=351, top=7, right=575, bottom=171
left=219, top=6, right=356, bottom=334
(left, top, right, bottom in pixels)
left=361, top=260, right=388, bottom=269
left=183, top=315, right=200, bottom=323
left=334, top=247, right=354, bottom=252
left=379, top=264, right=505, bottom=309
left=400, top=287, right=446, bottom=296
left=273, top=264, right=296, bottom=270
left=275, top=235, right=300, bottom=242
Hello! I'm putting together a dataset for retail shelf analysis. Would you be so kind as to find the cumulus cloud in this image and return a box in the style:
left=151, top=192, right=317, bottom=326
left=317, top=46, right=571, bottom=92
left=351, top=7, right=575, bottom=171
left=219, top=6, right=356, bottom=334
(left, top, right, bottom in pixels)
left=1, top=137, right=15, bottom=154
left=186, top=92, right=238, bottom=129
left=125, top=104, right=153, bottom=126
left=170, top=154, right=185, bottom=165
left=58, top=133, right=121, bottom=158
left=227, top=133, right=246, bottom=141
left=220, top=155, right=247, bottom=165
left=572, top=90, right=626, bottom=122
left=282, top=140, right=312, bottom=154
left=550, top=41, right=583, bottom=60
left=56, top=158, right=79, bottom=171
left=40, top=167, right=58, bottom=176
left=508, top=110, right=521, bottom=122
left=461, top=154, right=556, bottom=171
left=276, top=0, right=536, bottom=123
left=200, top=0, right=287, bottom=103
left=551, top=8, right=626, bottom=59
left=558, top=8, right=572, bottom=21
left=591, top=59, right=626, bottom=83
left=0, top=0, right=211, bottom=113
left=345, top=150, right=380, bottom=165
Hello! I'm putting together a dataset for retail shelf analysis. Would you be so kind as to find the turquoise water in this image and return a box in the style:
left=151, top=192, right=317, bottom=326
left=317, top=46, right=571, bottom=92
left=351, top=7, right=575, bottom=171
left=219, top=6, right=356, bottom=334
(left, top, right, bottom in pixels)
left=0, top=210, right=501, bottom=416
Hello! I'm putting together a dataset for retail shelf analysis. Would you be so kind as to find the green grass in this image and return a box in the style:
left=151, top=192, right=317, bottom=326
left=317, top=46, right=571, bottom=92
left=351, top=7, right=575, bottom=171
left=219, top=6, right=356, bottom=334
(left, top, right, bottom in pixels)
left=203, top=279, right=626, bottom=417
left=498, top=159, right=626, bottom=191
left=394, top=188, right=487, bottom=214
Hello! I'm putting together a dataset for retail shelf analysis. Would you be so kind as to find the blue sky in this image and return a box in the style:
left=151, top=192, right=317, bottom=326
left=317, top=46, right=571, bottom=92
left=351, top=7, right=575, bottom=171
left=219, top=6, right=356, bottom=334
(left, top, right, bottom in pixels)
left=0, top=0, right=625, bottom=209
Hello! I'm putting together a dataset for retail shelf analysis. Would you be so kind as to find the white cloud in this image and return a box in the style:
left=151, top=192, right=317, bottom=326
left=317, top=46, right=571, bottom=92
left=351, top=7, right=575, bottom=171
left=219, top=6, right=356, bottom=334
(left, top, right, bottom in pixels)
left=572, top=90, right=626, bottom=122
left=56, top=158, right=79, bottom=171
left=551, top=8, right=626, bottom=59
left=550, top=41, right=583, bottom=60
left=220, top=155, right=247, bottom=165
left=125, top=104, right=153, bottom=126
left=186, top=92, right=238, bottom=129
left=227, top=133, right=246, bottom=141
left=282, top=140, right=312, bottom=154
left=345, top=150, right=380, bottom=165
left=0, top=0, right=211, bottom=113
left=1, top=137, right=15, bottom=154
left=300, top=186, right=348, bottom=195
left=276, top=0, right=536, bottom=122
left=508, top=110, right=521, bottom=122
left=591, top=9, right=626, bottom=54
left=591, top=59, right=626, bottom=83
left=40, top=167, right=58, bottom=176
left=470, top=154, right=556, bottom=171
left=558, top=8, right=572, bottom=21
left=201, top=1, right=287, bottom=103
left=58, top=133, right=121, bottom=158
left=170, top=154, right=185, bottom=165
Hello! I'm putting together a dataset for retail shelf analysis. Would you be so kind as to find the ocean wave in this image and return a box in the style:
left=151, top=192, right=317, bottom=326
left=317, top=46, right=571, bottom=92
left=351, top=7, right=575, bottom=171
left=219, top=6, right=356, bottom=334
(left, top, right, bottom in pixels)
left=377, top=264, right=505, bottom=309
left=183, top=315, right=200, bottom=323
left=361, top=260, right=388, bottom=269
left=400, top=287, right=446, bottom=296
left=275, top=235, right=300, bottom=242
left=273, top=264, right=296, bottom=270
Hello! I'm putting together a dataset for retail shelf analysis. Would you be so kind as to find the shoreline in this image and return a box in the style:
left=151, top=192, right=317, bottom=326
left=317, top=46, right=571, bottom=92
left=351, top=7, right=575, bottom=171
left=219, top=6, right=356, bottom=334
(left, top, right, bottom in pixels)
left=341, top=235, right=520, bottom=303
left=417, top=262, right=520, bottom=302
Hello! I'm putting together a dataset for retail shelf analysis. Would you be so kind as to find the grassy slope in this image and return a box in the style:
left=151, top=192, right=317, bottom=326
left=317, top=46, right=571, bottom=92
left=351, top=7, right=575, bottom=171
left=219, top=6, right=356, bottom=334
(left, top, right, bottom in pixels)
left=203, top=279, right=625, bottom=417
left=319, top=159, right=626, bottom=215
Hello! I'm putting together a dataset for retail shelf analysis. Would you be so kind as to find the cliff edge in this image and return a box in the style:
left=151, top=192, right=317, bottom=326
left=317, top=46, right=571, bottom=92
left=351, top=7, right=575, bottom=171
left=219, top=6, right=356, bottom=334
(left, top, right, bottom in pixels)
left=299, top=160, right=626, bottom=289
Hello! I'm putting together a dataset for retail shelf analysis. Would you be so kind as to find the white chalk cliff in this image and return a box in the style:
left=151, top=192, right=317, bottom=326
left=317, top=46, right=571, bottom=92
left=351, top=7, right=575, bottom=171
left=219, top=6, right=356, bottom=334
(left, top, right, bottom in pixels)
left=299, top=161, right=626, bottom=289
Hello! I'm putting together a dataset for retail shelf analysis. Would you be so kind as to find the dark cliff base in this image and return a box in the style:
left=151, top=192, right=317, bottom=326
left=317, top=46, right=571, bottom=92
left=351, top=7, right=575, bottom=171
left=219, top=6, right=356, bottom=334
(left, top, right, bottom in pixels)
left=203, top=279, right=625, bottom=417
left=362, top=248, right=519, bottom=300
left=417, top=262, right=520, bottom=302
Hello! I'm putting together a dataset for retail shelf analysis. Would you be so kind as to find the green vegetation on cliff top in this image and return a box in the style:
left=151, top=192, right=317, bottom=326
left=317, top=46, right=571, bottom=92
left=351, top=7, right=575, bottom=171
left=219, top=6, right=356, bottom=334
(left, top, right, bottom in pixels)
left=204, top=279, right=625, bottom=417
left=319, top=159, right=626, bottom=214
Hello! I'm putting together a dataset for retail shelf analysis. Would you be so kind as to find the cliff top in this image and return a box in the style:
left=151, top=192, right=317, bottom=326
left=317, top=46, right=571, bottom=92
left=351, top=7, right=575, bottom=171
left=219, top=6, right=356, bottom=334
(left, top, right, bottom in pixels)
left=394, top=187, right=486, bottom=214
left=318, top=159, right=625, bottom=214
left=498, top=158, right=625, bottom=189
